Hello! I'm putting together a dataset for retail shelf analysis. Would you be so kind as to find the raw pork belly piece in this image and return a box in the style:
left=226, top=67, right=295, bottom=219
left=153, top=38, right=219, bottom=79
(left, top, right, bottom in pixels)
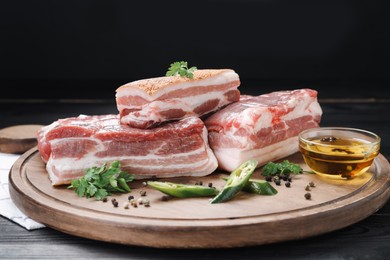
left=116, top=69, right=240, bottom=129
left=204, top=89, right=323, bottom=172
left=37, top=115, right=218, bottom=185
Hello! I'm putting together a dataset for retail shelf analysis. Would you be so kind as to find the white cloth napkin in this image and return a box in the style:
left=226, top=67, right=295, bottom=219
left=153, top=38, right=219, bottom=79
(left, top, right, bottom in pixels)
left=0, top=152, right=45, bottom=230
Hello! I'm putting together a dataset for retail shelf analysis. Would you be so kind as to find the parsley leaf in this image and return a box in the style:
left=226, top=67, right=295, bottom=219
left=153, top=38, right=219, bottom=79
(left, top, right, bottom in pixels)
left=261, top=160, right=304, bottom=176
left=67, top=161, right=134, bottom=200
left=166, top=61, right=197, bottom=79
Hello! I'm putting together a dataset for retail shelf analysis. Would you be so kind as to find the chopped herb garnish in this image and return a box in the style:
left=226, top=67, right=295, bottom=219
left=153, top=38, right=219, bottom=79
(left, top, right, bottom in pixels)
left=67, top=161, right=134, bottom=200
left=261, top=160, right=309, bottom=176
left=166, top=61, right=197, bottom=79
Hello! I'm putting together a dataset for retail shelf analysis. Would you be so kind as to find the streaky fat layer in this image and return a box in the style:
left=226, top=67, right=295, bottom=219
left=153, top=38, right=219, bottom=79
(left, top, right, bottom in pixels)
left=116, top=69, right=239, bottom=101
left=213, top=137, right=299, bottom=172
left=46, top=124, right=218, bottom=185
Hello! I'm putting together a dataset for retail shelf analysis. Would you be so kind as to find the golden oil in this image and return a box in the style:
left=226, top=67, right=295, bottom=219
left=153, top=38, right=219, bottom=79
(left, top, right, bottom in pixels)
left=299, top=136, right=380, bottom=179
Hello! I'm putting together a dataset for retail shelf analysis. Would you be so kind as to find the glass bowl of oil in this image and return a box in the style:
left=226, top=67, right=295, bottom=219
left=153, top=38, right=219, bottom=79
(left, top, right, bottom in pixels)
left=299, top=127, right=381, bottom=179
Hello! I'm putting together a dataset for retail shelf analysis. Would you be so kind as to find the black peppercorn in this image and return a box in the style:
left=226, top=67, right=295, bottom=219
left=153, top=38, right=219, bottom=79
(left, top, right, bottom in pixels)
left=265, top=176, right=273, bottom=182
left=305, top=193, right=311, bottom=200
left=128, top=195, right=134, bottom=201
left=274, top=179, right=281, bottom=186
left=285, top=181, right=291, bottom=188
left=321, top=136, right=337, bottom=142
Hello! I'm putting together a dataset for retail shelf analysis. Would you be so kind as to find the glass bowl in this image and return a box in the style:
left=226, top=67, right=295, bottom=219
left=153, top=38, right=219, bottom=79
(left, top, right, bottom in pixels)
left=298, top=127, right=381, bottom=179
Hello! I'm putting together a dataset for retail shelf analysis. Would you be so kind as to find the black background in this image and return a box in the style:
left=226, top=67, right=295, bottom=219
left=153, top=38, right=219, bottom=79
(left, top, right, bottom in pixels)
left=1, top=0, right=390, bottom=99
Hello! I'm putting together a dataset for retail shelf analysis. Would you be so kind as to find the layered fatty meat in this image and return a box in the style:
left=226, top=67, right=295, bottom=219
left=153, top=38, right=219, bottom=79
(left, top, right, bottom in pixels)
left=204, top=89, right=323, bottom=172
left=37, top=115, right=218, bottom=185
left=116, top=69, right=240, bottom=129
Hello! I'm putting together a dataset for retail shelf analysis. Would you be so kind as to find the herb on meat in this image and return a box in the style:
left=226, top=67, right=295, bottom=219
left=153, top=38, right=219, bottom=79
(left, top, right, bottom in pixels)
left=166, top=61, right=197, bottom=79
left=67, top=161, right=134, bottom=201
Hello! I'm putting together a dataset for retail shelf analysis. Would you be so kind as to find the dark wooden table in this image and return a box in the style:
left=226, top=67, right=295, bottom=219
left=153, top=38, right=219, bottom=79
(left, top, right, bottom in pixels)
left=1, top=99, right=389, bottom=259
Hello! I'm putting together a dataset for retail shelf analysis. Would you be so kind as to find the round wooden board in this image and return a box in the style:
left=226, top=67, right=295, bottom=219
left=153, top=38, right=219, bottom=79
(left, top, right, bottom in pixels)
left=9, top=148, right=390, bottom=248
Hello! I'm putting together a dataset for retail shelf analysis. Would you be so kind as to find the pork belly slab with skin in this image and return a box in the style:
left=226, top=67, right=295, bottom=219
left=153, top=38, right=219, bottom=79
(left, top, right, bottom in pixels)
left=204, top=89, right=323, bottom=172
left=116, top=69, right=240, bottom=129
left=37, top=115, right=218, bottom=185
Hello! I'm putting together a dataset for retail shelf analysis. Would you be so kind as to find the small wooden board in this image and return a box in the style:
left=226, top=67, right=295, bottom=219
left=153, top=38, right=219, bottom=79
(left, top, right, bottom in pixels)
left=0, top=125, right=43, bottom=154
left=9, top=148, right=390, bottom=248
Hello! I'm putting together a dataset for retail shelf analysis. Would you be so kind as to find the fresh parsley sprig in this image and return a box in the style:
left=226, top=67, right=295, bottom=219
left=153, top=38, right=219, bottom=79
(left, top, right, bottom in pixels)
left=67, top=161, right=134, bottom=200
left=166, top=61, right=197, bottom=79
left=261, top=160, right=308, bottom=176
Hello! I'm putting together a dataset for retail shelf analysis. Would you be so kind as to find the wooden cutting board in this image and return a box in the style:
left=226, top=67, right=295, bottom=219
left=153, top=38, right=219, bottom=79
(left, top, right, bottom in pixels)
left=9, top=148, right=390, bottom=248
left=0, top=125, right=43, bottom=154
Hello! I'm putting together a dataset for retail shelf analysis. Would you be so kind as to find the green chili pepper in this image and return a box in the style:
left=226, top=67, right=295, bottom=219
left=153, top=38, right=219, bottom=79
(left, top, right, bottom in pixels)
left=222, top=177, right=278, bottom=195
left=147, top=181, right=219, bottom=198
left=210, top=159, right=258, bottom=204
left=117, top=178, right=131, bottom=192
left=244, top=179, right=278, bottom=195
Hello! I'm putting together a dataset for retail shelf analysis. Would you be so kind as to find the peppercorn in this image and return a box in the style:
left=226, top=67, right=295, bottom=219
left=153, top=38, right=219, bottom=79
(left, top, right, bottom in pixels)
left=305, top=192, right=311, bottom=200
left=321, top=136, right=337, bottom=142
left=208, top=182, right=213, bottom=188
left=285, top=181, right=291, bottom=188
left=274, top=179, right=281, bottom=186
left=111, top=198, right=117, bottom=207
left=102, top=197, right=108, bottom=203
left=139, top=190, right=147, bottom=196
left=130, top=200, right=138, bottom=207
left=265, top=176, right=273, bottom=182
left=282, top=174, right=289, bottom=181
left=287, top=177, right=292, bottom=182
left=137, top=198, right=144, bottom=205
left=128, top=195, right=134, bottom=201
left=309, top=181, right=316, bottom=187
left=161, top=195, right=169, bottom=201
left=143, top=199, right=150, bottom=207
left=305, top=185, right=311, bottom=191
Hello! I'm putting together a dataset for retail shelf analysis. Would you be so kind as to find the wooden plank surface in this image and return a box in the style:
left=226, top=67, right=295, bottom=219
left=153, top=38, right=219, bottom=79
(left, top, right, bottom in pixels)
left=9, top=148, right=390, bottom=248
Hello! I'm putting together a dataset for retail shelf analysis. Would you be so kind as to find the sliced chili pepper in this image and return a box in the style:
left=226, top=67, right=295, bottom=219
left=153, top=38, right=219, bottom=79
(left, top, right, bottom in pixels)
left=244, top=179, right=278, bottom=195
left=147, top=181, right=219, bottom=198
left=222, top=177, right=278, bottom=195
left=210, top=159, right=258, bottom=204
left=117, top=178, right=131, bottom=192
